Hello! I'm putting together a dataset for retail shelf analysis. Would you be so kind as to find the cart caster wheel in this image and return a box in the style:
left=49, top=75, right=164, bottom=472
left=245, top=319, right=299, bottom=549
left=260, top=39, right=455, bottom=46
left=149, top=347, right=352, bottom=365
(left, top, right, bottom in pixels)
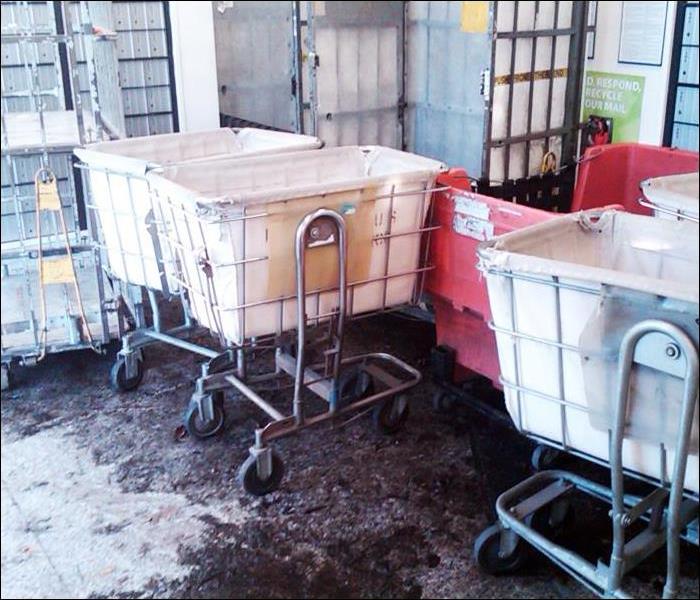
left=373, top=394, right=409, bottom=435
left=238, top=450, right=285, bottom=496
left=184, top=392, right=225, bottom=439
left=110, top=353, right=144, bottom=392
left=474, top=523, right=528, bottom=575
left=337, top=367, right=374, bottom=408
left=531, top=444, right=561, bottom=471
left=528, top=498, right=575, bottom=536
left=432, top=389, right=456, bottom=413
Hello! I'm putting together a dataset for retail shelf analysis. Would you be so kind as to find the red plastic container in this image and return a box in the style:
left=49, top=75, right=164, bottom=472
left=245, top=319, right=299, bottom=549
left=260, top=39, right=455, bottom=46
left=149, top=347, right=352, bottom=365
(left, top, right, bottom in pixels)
left=427, top=144, right=700, bottom=388
left=571, top=143, right=699, bottom=215
left=427, top=169, right=555, bottom=386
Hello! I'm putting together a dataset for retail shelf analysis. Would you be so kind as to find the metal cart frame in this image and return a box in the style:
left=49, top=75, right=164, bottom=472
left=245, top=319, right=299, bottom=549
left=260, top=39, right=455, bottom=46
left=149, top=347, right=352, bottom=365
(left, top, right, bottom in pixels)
left=473, top=308, right=699, bottom=597
left=184, top=208, right=424, bottom=495
left=637, top=196, right=700, bottom=224
left=86, top=164, right=441, bottom=493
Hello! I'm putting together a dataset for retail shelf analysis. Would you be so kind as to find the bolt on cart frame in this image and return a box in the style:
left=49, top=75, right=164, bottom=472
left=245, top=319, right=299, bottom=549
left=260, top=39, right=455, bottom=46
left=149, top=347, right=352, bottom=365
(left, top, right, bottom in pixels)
left=1, top=1, right=123, bottom=387
left=473, top=267, right=699, bottom=597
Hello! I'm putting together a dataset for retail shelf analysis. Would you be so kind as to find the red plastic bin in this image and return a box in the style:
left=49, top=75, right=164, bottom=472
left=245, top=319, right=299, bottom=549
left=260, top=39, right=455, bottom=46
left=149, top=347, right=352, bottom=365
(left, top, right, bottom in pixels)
left=427, top=144, right=700, bottom=389
left=427, top=169, right=555, bottom=387
left=571, top=143, right=699, bottom=215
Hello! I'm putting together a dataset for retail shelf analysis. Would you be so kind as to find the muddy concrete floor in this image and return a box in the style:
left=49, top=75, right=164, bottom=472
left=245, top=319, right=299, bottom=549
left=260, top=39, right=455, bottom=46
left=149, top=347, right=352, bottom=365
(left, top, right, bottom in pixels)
left=1, top=309, right=698, bottom=599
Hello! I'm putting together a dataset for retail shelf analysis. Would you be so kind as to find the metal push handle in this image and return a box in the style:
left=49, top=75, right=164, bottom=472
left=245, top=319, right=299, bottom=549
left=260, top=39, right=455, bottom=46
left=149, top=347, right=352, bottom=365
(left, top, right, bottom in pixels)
left=637, top=197, right=699, bottom=223
left=293, top=208, right=348, bottom=424
left=608, top=319, right=699, bottom=598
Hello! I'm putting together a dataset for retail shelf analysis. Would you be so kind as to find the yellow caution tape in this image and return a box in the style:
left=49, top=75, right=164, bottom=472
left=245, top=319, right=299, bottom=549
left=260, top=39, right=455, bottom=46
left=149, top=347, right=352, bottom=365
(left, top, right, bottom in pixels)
left=494, top=67, right=568, bottom=86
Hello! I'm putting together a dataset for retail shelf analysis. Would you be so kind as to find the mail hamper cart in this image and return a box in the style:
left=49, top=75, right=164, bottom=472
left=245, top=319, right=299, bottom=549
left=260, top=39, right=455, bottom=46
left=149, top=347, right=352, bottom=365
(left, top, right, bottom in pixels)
left=571, top=143, right=699, bottom=215
left=473, top=210, right=698, bottom=598
left=74, top=128, right=321, bottom=389
left=139, top=145, right=445, bottom=494
left=426, top=144, right=699, bottom=468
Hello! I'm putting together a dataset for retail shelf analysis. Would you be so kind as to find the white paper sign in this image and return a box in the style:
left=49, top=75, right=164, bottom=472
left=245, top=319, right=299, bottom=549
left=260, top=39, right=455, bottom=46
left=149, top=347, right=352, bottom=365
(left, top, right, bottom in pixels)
left=454, top=195, right=490, bottom=221
left=618, top=1, right=668, bottom=66
left=453, top=214, right=494, bottom=241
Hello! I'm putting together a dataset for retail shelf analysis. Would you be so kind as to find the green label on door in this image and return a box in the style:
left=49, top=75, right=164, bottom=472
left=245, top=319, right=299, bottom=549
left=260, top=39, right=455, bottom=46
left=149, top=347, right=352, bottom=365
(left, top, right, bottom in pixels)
left=581, top=71, right=645, bottom=142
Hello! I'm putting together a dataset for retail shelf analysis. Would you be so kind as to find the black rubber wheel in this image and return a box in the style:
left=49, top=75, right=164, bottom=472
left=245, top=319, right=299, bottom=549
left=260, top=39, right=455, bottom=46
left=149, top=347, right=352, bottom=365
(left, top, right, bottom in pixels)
left=337, top=367, right=374, bottom=408
left=432, top=389, right=455, bottom=413
left=373, top=394, right=409, bottom=434
left=527, top=498, right=575, bottom=537
left=474, top=523, right=528, bottom=575
left=110, top=353, right=144, bottom=392
left=238, top=450, right=285, bottom=496
left=183, top=392, right=225, bottom=439
left=531, top=444, right=561, bottom=471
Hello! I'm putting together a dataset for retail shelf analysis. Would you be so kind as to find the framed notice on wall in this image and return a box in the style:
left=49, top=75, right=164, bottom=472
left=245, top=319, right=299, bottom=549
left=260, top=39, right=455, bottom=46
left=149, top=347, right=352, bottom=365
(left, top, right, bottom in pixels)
left=618, top=1, right=669, bottom=66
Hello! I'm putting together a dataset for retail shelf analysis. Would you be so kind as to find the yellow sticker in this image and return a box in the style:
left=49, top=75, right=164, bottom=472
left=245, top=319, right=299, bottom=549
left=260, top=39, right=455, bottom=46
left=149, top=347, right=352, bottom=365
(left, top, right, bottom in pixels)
left=460, top=1, right=489, bottom=33
left=41, top=256, right=76, bottom=285
left=36, top=177, right=62, bottom=211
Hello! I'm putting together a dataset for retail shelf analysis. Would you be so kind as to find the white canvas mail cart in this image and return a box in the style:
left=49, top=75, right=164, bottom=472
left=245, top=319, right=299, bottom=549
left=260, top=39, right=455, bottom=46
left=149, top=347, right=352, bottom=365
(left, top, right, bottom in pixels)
left=136, top=145, right=445, bottom=494
left=639, top=171, right=699, bottom=223
left=74, top=127, right=322, bottom=390
left=473, top=210, right=698, bottom=598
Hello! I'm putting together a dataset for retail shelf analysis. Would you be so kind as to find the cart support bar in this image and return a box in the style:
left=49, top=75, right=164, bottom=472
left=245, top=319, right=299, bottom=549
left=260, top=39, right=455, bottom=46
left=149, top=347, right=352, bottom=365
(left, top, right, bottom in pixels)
left=224, top=375, right=285, bottom=422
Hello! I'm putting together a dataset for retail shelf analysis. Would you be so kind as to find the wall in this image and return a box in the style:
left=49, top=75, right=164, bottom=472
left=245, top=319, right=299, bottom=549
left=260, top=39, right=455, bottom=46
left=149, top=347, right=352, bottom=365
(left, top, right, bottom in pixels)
left=584, top=1, right=677, bottom=144
left=168, top=1, right=219, bottom=131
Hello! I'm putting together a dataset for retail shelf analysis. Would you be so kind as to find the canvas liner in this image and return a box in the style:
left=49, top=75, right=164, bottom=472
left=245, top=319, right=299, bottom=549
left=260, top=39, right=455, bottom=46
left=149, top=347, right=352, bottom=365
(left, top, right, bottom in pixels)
left=479, top=210, right=699, bottom=493
left=74, top=128, right=322, bottom=292
left=146, top=145, right=446, bottom=345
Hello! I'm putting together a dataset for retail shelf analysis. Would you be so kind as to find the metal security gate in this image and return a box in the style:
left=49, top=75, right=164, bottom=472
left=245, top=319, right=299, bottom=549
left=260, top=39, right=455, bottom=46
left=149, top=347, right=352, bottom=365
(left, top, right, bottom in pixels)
left=664, top=0, right=699, bottom=151
left=406, top=1, right=589, bottom=210
left=211, top=1, right=405, bottom=147
left=484, top=1, right=587, bottom=209
left=210, top=0, right=589, bottom=205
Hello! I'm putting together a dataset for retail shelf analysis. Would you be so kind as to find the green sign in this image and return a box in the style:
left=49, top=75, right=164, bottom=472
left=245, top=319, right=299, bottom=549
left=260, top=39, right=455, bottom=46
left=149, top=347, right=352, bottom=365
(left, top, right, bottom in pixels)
left=581, top=71, right=645, bottom=142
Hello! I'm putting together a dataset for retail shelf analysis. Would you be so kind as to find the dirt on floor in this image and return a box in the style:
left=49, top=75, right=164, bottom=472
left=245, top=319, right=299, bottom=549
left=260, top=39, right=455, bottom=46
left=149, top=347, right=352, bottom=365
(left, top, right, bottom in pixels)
left=1, top=309, right=698, bottom=599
